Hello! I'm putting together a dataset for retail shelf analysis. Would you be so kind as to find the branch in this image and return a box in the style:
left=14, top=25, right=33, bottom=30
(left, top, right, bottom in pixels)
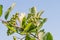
left=30, top=33, right=38, bottom=39
left=0, top=18, right=7, bottom=22
left=0, top=18, right=24, bottom=31
left=16, top=36, right=25, bottom=40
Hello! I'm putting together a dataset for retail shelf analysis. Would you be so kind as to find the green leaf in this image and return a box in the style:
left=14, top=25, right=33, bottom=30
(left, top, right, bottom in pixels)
left=43, top=18, right=47, bottom=23
left=25, top=34, right=36, bottom=40
left=28, top=24, right=37, bottom=32
left=2, top=21, right=16, bottom=35
left=39, top=29, right=45, bottom=32
left=43, top=32, right=53, bottom=40
left=30, top=7, right=36, bottom=13
left=25, top=34, right=31, bottom=40
left=7, top=26, right=16, bottom=32
left=37, top=10, right=44, bottom=17
left=30, top=29, right=36, bottom=33
left=22, top=17, right=26, bottom=28
left=0, top=5, right=3, bottom=17
left=35, top=22, right=43, bottom=31
left=27, top=13, right=35, bottom=20
left=24, top=23, right=32, bottom=32
left=13, top=36, right=16, bottom=40
left=36, top=18, right=47, bottom=31
left=7, top=29, right=14, bottom=35
left=30, top=37, right=36, bottom=40
left=20, top=23, right=32, bottom=34
left=5, top=3, right=16, bottom=20
left=2, top=21, right=16, bottom=32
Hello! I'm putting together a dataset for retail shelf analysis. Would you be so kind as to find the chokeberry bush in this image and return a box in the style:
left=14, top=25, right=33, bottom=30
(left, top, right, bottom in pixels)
left=0, top=3, right=53, bottom=40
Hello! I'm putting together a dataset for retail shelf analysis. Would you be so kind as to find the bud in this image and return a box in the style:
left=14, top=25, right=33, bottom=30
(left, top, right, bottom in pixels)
left=38, top=32, right=44, bottom=40
left=30, top=6, right=37, bottom=13
left=19, top=13, right=25, bottom=22
left=11, top=3, right=16, bottom=9
left=37, top=22, right=40, bottom=26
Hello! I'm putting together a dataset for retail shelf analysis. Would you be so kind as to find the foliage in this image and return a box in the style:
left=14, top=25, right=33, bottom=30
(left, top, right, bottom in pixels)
left=43, top=32, right=53, bottom=40
left=0, top=5, right=3, bottom=17
left=0, top=3, right=53, bottom=40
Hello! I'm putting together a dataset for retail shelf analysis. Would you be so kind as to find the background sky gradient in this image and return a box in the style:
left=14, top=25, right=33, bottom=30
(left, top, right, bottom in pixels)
left=0, top=0, right=60, bottom=40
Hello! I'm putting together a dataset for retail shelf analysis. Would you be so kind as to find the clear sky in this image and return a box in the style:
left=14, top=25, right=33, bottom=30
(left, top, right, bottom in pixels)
left=0, top=0, right=60, bottom=40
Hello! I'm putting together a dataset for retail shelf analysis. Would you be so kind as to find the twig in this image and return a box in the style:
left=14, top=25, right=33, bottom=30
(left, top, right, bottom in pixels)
left=30, top=33, right=38, bottom=39
left=20, top=36, right=25, bottom=40
left=0, top=18, right=7, bottom=22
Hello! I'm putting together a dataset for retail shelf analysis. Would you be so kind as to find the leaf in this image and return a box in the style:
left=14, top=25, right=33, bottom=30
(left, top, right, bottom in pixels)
left=37, top=10, right=44, bottom=17
left=30, top=29, right=36, bottom=33
left=16, top=27, right=24, bottom=34
left=11, top=13, right=18, bottom=20
left=27, top=13, right=35, bottom=20
left=30, top=37, right=36, bottom=40
left=2, top=21, right=16, bottom=32
left=30, top=7, right=36, bottom=13
left=7, top=26, right=16, bottom=32
left=5, top=3, right=16, bottom=20
left=25, top=34, right=36, bottom=40
left=13, top=36, right=16, bottom=40
left=36, top=18, right=47, bottom=31
left=28, top=24, right=37, bottom=32
left=7, top=29, right=14, bottom=35
left=43, top=18, right=47, bottom=23
left=3, top=22, right=16, bottom=35
left=39, top=29, right=44, bottom=32
left=38, top=31, right=45, bottom=40
left=43, top=32, right=53, bottom=40
left=24, top=23, right=32, bottom=32
left=7, top=23, right=16, bottom=32
left=20, top=23, right=32, bottom=34
left=0, top=5, right=3, bottom=17
left=35, top=22, right=43, bottom=31
left=22, top=17, right=26, bottom=28
left=25, top=34, right=31, bottom=40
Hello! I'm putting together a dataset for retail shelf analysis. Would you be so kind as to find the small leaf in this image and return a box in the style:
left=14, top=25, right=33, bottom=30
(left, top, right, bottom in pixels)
left=36, top=18, right=47, bottom=30
left=28, top=24, right=37, bottom=32
left=22, top=17, right=26, bottom=28
left=36, top=22, right=43, bottom=31
left=30, top=29, right=36, bottom=33
left=40, top=29, right=44, bottom=32
left=25, top=34, right=31, bottom=40
left=42, top=18, right=47, bottom=24
left=0, top=5, right=3, bottom=17
left=27, top=14, right=35, bottom=22
left=25, top=34, right=36, bottom=40
left=30, top=7, right=36, bottom=13
left=7, top=29, right=14, bottom=35
left=38, top=31, right=45, bottom=40
left=13, top=36, right=16, bottom=40
left=20, top=23, right=32, bottom=34
left=2, top=21, right=16, bottom=32
left=5, top=3, right=16, bottom=20
left=37, top=10, right=44, bottom=17
left=24, top=23, right=32, bottom=32
left=43, top=32, right=53, bottom=40
left=7, top=26, right=16, bottom=32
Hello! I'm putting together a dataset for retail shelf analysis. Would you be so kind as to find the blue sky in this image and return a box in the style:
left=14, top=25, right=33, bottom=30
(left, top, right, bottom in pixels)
left=0, top=0, right=60, bottom=40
